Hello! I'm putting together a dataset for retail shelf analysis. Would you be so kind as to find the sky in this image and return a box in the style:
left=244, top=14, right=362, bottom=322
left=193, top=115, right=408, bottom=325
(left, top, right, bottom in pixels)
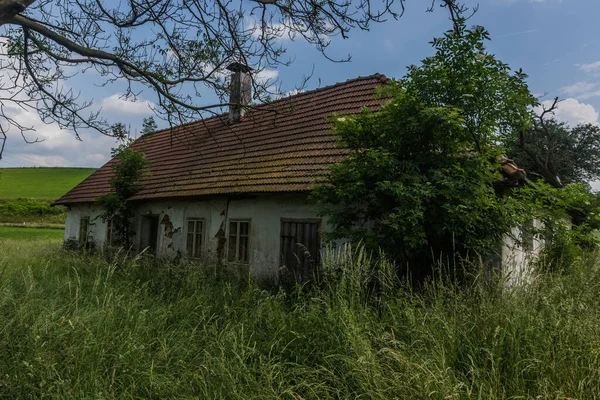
left=1, top=0, right=600, bottom=169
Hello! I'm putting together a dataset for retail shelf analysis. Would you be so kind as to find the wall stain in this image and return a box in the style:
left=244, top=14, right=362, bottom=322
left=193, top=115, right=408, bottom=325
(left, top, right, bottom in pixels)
left=161, top=214, right=181, bottom=238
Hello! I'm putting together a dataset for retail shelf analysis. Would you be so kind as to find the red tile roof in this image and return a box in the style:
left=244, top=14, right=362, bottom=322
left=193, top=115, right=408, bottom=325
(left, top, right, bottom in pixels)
left=54, top=74, right=390, bottom=205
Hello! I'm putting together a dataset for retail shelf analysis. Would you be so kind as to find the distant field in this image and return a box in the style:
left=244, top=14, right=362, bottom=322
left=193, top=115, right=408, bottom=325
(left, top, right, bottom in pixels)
left=0, top=167, right=96, bottom=200
left=0, top=225, right=64, bottom=240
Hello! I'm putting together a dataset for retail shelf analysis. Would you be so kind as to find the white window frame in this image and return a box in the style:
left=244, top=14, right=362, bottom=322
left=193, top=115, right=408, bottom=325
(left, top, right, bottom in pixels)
left=186, top=218, right=205, bottom=259
left=228, top=219, right=250, bottom=263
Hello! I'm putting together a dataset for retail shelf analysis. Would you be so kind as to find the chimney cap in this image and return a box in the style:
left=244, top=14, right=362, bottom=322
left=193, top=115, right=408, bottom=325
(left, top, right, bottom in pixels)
left=227, top=62, right=253, bottom=73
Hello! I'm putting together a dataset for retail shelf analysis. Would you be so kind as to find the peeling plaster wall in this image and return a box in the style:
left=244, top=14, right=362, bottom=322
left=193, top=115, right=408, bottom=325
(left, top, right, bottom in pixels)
left=501, top=218, right=544, bottom=286
left=66, top=195, right=563, bottom=285
left=65, top=194, right=328, bottom=282
left=64, top=204, right=107, bottom=246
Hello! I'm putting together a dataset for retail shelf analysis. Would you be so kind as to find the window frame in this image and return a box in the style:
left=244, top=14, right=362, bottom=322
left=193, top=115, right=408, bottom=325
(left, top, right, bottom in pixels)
left=139, top=214, right=160, bottom=255
left=185, top=218, right=205, bottom=259
left=79, top=216, right=90, bottom=245
left=227, top=219, right=250, bottom=263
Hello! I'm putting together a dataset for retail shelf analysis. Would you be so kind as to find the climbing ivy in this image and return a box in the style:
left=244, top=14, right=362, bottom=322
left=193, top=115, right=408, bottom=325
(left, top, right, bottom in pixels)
left=97, top=128, right=150, bottom=249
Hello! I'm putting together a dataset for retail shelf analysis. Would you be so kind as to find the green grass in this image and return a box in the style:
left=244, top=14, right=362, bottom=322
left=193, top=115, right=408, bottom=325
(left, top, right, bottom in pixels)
left=0, top=167, right=95, bottom=200
left=0, top=225, right=64, bottom=240
left=0, top=198, right=67, bottom=225
left=0, top=241, right=599, bottom=398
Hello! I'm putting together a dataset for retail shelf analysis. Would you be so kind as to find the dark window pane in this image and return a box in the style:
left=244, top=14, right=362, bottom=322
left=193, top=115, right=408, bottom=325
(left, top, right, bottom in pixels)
left=230, top=221, right=237, bottom=235
left=186, top=233, right=194, bottom=257
left=228, top=235, right=237, bottom=261
left=188, top=221, right=195, bottom=234
left=196, top=221, right=203, bottom=235
left=240, top=236, right=248, bottom=262
left=240, top=222, right=249, bottom=236
left=195, top=232, right=202, bottom=257
left=79, top=218, right=89, bottom=243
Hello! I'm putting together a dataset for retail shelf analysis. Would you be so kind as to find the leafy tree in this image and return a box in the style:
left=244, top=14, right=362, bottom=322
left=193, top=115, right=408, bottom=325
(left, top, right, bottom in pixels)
left=314, top=17, right=537, bottom=277
left=506, top=116, right=600, bottom=188
left=97, top=126, right=149, bottom=249
left=0, top=0, right=468, bottom=159
left=506, top=180, right=600, bottom=272
left=140, top=117, right=158, bottom=137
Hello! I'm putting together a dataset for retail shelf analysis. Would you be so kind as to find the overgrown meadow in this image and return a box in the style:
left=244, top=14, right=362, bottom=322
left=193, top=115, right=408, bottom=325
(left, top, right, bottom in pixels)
left=1, top=238, right=599, bottom=399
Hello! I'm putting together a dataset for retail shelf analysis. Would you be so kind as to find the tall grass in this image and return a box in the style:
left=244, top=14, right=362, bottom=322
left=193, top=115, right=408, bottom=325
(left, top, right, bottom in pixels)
left=1, top=240, right=599, bottom=398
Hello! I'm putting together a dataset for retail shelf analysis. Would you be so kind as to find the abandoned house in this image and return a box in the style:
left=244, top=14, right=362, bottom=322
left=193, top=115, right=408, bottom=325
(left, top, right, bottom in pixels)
left=54, top=65, right=535, bottom=283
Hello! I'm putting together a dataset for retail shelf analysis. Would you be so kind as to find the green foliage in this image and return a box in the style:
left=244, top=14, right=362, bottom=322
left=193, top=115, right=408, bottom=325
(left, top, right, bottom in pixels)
left=0, top=198, right=62, bottom=216
left=97, top=137, right=150, bottom=248
left=508, top=181, right=600, bottom=272
left=506, top=119, right=600, bottom=187
left=403, top=24, right=535, bottom=147
left=0, top=199, right=66, bottom=225
left=1, top=240, right=599, bottom=398
left=0, top=167, right=95, bottom=200
left=314, top=19, right=536, bottom=276
left=140, top=116, right=158, bottom=137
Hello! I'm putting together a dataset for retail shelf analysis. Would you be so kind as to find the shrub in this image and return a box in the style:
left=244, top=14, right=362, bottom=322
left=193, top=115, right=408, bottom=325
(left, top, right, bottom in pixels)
left=0, top=198, right=64, bottom=216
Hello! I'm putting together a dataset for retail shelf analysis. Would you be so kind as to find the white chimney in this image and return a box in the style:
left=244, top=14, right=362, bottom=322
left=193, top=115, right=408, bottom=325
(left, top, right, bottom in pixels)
left=227, top=62, right=252, bottom=124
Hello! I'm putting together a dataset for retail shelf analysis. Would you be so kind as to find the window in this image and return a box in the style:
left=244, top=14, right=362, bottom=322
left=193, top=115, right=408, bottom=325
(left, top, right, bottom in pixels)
left=79, top=216, right=90, bottom=245
left=106, top=218, right=114, bottom=246
left=280, top=218, right=321, bottom=282
left=140, top=215, right=159, bottom=254
left=228, top=220, right=249, bottom=263
left=186, top=219, right=204, bottom=258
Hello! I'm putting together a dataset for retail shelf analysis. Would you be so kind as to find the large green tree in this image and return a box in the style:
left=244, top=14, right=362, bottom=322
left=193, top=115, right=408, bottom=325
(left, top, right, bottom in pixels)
left=506, top=115, right=600, bottom=188
left=314, top=17, right=537, bottom=277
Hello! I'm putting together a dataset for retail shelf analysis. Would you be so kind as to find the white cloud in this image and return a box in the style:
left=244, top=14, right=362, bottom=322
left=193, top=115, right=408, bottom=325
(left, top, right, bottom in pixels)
left=275, top=88, right=305, bottom=100
left=560, top=82, right=595, bottom=96
left=256, top=69, right=279, bottom=84
left=577, top=61, right=600, bottom=73
left=560, top=82, right=600, bottom=100
left=249, top=18, right=295, bottom=41
left=9, top=154, right=70, bottom=167
left=0, top=104, right=117, bottom=168
left=538, top=98, right=599, bottom=126
left=100, top=94, right=155, bottom=115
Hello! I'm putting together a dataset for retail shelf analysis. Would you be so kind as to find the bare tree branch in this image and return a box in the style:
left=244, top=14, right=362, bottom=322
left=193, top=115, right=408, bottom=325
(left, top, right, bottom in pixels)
left=0, top=0, right=458, bottom=161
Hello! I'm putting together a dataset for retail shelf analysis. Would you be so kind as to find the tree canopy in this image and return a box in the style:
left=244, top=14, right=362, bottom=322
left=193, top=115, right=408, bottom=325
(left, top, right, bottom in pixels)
left=312, top=15, right=600, bottom=277
left=506, top=117, right=600, bottom=188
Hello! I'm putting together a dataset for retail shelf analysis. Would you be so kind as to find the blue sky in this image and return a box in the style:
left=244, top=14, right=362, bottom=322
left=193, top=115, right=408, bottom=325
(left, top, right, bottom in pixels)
left=2, top=0, right=599, bottom=168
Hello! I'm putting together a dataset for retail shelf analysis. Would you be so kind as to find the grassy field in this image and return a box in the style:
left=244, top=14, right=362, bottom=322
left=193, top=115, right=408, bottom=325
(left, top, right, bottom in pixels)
left=0, top=167, right=95, bottom=228
left=0, top=167, right=95, bottom=200
left=0, top=238, right=599, bottom=398
left=0, top=225, right=64, bottom=240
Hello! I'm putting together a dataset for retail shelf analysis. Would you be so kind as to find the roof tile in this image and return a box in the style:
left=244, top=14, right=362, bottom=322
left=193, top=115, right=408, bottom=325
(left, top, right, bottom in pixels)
left=54, top=74, right=389, bottom=205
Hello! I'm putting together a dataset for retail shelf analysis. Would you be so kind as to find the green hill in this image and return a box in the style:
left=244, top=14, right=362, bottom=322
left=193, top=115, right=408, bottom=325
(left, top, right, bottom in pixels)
left=0, top=167, right=96, bottom=200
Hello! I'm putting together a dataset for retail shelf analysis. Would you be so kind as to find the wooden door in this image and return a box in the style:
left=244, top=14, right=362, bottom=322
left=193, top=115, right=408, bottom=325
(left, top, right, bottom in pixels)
left=280, top=218, right=321, bottom=282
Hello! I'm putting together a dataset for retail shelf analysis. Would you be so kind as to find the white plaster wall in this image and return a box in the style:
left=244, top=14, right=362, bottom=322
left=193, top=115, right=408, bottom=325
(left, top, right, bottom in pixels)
left=64, top=204, right=108, bottom=246
left=501, top=218, right=544, bottom=286
left=66, top=194, right=328, bottom=282
left=68, top=196, right=567, bottom=286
